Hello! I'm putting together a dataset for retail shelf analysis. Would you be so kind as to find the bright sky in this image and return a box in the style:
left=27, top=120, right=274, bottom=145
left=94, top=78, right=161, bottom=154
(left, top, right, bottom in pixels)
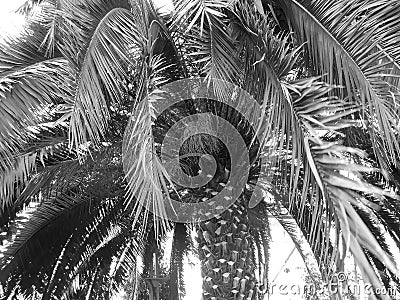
left=154, top=0, right=174, bottom=13
left=0, top=0, right=25, bottom=36
left=0, top=0, right=174, bottom=36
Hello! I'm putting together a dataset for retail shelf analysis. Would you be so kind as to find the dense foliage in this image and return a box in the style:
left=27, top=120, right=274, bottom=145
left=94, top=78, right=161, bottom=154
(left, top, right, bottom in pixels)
left=0, top=0, right=400, bottom=299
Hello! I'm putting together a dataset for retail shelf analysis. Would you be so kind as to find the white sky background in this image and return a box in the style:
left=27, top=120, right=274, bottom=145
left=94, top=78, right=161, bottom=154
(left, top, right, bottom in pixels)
left=0, top=1, right=308, bottom=299
left=154, top=0, right=174, bottom=14
left=0, top=0, right=174, bottom=37
left=0, top=0, right=25, bottom=37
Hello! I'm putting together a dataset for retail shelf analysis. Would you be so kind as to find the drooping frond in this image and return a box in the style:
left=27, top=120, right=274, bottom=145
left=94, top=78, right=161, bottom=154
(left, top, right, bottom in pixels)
left=123, top=2, right=184, bottom=236
left=0, top=144, right=121, bottom=246
left=0, top=144, right=140, bottom=298
left=228, top=5, right=400, bottom=289
left=1, top=193, right=143, bottom=299
left=0, top=192, right=97, bottom=288
left=255, top=199, right=324, bottom=287
left=0, top=14, right=50, bottom=75
left=55, top=0, right=145, bottom=149
left=0, top=143, right=79, bottom=232
left=0, top=4, right=72, bottom=202
left=280, top=0, right=400, bottom=173
left=123, top=88, right=173, bottom=235
left=254, top=76, right=400, bottom=297
left=45, top=201, right=141, bottom=300
left=0, top=58, right=73, bottom=180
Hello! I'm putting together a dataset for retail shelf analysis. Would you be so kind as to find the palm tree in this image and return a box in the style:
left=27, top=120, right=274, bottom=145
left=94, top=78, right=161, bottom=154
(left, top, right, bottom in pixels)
left=0, top=0, right=400, bottom=299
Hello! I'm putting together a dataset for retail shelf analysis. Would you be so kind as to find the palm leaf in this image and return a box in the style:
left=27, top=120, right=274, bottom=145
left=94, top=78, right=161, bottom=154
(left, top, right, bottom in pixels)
left=255, top=77, right=400, bottom=297
left=46, top=202, right=139, bottom=299
left=0, top=125, right=71, bottom=218
left=0, top=58, right=73, bottom=181
left=0, top=147, right=130, bottom=297
left=55, top=0, right=145, bottom=149
left=0, top=145, right=122, bottom=268
left=280, top=0, right=400, bottom=172
left=0, top=16, right=49, bottom=75
left=173, top=0, right=242, bottom=85
left=123, top=2, right=184, bottom=236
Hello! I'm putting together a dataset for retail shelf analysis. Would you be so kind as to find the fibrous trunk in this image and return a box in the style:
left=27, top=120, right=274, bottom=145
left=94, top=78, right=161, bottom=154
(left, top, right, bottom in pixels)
left=197, top=194, right=258, bottom=300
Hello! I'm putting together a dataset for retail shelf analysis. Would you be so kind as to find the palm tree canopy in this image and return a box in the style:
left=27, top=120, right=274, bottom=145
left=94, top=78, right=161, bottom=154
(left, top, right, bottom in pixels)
left=0, top=0, right=399, bottom=299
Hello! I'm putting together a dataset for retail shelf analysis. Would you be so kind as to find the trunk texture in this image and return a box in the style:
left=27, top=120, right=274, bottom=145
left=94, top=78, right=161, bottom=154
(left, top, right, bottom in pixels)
left=197, top=194, right=258, bottom=300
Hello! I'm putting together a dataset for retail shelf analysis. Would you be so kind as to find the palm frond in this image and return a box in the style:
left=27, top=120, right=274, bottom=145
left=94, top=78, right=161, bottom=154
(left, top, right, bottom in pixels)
left=0, top=126, right=71, bottom=218
left=55, top=0, right=145, bottom=149
left=280, top=0, right=400, bottom=173
left=123, top=2, right=184, bottom=236
left=354, top=201, right=400, bottom=292
left=36, top=0, right=62, bottom=58
left=16, top=0, right=46, bottom=15
left=123, top=88, right=173, bottom=235
left=0, top=144, right=122, bottom=253
left=1, top=193, right=142, bottom=299
left=0, top=34, right=43, bottom=77
left=0, top=151, right=134, bottom=298
left=173, top=0, right=242, bottom=84
left=0, top=58, right=73, bottom=182
left=46, top=202, right=140, bottom=300
left=0, top=153, right=37, bottom=212
left=0, top=192, right=94, bottom=291
left=228, top=0, right=301, bottom=145
left=254, top=77, right=399, bottom=297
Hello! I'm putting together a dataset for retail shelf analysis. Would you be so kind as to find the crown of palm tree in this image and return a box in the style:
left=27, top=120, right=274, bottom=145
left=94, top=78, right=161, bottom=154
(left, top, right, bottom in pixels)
left=0, top=0, right=400, bottom=299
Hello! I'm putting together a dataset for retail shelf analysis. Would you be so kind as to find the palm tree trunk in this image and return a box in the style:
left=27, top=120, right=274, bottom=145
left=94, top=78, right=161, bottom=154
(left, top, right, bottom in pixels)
left=170, top=223, right=188, bottom=300
left=197, top=194, right=258, bottom=299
